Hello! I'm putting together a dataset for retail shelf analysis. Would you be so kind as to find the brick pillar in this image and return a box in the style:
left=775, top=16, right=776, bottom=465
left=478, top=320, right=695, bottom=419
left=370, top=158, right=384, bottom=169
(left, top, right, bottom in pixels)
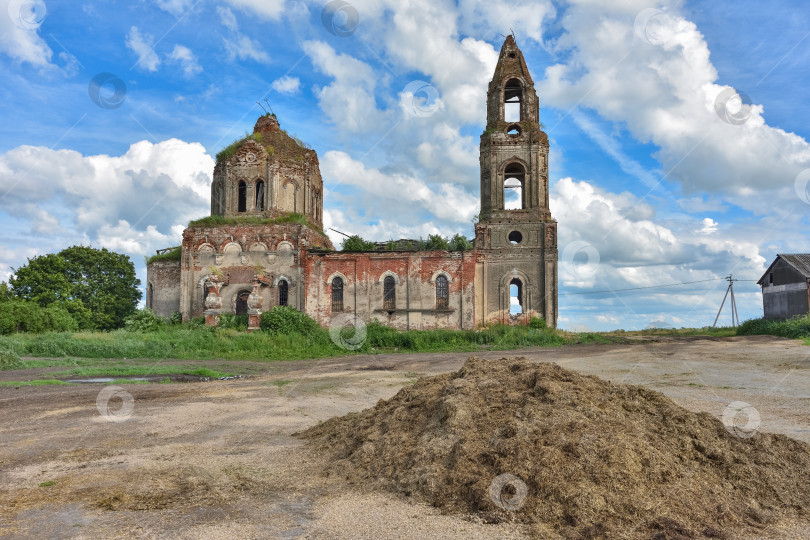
left=247, top=277, right=263, bottom=332
left=204, top=280, right=222, bottom=327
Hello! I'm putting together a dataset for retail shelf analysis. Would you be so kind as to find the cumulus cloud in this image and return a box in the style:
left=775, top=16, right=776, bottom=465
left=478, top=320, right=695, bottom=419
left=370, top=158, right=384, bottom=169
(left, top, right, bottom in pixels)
left=552, top=177, right=765, bottom=290
left=0, top=0, right=53, bottom=67
left=537, top=1, right=810, bottom=207
left=126, top=26, right=160, bottom=72
left=303, top=40, right=384, bottom=133
left=0, top=139, right=212, bottom=258
left=271, top=75, right=300, bottom=94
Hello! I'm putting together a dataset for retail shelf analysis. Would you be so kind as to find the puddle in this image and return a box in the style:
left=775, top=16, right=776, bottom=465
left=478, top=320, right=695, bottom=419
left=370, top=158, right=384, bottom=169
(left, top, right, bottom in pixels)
left=66, top=377, right=154, bottom=383
left=63, top=375, right=246, bottom=384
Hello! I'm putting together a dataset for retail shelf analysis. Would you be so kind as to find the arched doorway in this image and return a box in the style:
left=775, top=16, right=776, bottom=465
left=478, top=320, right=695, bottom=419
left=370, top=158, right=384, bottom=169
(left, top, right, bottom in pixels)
left=235, top=290, right=250, bottom=315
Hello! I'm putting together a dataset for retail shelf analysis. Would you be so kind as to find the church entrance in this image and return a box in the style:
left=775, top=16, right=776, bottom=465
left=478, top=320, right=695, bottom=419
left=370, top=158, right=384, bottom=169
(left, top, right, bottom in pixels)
left=235, top=291, right=250, bottom=315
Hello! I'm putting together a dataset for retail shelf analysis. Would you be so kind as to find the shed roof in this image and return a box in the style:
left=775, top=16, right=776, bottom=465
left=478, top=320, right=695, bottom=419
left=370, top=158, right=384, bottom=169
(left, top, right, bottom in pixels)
left=757, top=254, right=810, bottom=285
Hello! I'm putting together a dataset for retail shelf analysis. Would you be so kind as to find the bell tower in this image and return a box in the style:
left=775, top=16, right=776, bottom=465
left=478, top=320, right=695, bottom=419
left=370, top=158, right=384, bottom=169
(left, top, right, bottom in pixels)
left=474, top=36, right=558, bottom=327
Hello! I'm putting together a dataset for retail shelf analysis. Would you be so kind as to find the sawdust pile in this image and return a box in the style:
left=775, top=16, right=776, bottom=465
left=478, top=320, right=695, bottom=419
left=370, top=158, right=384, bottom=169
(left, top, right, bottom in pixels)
left=302, top=357, right=810, bottom=539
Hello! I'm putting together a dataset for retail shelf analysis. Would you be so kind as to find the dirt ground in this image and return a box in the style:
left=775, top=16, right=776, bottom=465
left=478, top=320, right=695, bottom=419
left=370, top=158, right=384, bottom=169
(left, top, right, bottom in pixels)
left=1, top=335, right=810, bottom=539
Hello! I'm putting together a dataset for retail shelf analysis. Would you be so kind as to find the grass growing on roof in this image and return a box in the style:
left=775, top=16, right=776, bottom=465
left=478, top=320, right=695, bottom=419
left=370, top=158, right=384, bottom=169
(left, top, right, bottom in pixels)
left=146, top=247, right=181, bottom=265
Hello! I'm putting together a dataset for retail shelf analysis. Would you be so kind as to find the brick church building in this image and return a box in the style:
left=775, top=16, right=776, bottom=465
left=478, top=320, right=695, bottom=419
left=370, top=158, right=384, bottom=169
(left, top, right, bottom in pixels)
left=146, top=36, right=558, bottom=330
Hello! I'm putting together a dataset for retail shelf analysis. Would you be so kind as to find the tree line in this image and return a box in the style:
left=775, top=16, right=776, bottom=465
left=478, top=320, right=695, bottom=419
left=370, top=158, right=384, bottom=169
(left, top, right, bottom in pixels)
left=0, top=246, right=141, bottom=334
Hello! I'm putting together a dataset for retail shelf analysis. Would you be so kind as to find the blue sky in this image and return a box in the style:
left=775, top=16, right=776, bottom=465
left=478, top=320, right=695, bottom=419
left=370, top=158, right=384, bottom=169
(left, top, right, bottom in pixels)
left=1, top=0, right=808, bottom=331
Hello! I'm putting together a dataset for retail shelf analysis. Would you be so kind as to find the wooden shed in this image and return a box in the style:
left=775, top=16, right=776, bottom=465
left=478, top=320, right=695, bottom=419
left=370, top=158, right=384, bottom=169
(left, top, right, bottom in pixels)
left=757, top=254, right=810, bottom=319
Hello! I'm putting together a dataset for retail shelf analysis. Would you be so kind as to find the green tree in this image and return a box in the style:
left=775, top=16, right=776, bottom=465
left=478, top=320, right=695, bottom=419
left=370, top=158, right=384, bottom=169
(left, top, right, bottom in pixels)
left=10, top=246, right=141, bottom=330
left=341, top=235, right=376, bottom=252
left=0, top=282, right=12, bottom=302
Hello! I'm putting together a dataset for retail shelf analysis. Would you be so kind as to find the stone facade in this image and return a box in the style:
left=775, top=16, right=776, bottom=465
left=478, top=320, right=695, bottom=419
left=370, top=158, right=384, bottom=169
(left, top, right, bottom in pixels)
left=147, top=37, right=558, bottom=330
left=145, top=259, right=181, bottom=317
left=474, top=35, right=558, bottom=326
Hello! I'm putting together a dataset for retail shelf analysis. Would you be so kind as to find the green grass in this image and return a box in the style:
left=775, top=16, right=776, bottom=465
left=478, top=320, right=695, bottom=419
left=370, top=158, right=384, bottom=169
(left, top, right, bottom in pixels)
left=270, top=379, right=293, bottom=387
left=737, top=315, right=810, bottom=339
left=0, top=321, right=770, bottom=371
left=188, top=213, right=316, bottom=230
left=0, top=379, right=70, bottom=387
left=51, top=365, right=235, bottom=379
left=38, top=481, right=56, bottom=487
left=145, top=246, right=181, bottom=265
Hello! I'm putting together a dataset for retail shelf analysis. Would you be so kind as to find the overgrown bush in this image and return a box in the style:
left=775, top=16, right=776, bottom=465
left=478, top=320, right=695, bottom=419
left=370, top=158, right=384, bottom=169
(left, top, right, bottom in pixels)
left=219, top=313, right=249, bottom=331
left=124, top=309, right=166, bottom=332
left=424, top=234, right=449, bottom=250
left=0, top=347, right=24, bottom=369
left=0, top=301, right=78, bottom=334
left=261, top=306, right=320, bottom=335
left=170, top=311, right=183, bottom=325
left=737, top=315, right=810, bottom=339
left=448, top=234, right=474, bottom=251
left=529, top=316, right=547, bottom=329
left=341, top=235, right=377, bottom=252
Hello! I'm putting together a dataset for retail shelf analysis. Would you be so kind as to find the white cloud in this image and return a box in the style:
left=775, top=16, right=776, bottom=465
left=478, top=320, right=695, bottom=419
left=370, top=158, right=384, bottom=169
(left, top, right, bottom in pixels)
left=698, top=217, right=718, bottom=235
left=303, top=40, right=384, bottom=132
left=169, top=44, right=202, bottom=76
left=217, top=6, right=270, bottom=63
left=0, top=0, right=53, bottom=67
left=537, top=2, right=810, bottom=209
left=552, top=177, right=766, bottom=292
left=0, top=139, right=212, bottom=247
left=322, top=150, right=478, bottom=234
left=126, top=26, right=160, bottom=72
left=153, top=0, right=195, bottom=17
left=225, top=0, right=287, bottom=20
left=271, top=75, right=300, bottom=94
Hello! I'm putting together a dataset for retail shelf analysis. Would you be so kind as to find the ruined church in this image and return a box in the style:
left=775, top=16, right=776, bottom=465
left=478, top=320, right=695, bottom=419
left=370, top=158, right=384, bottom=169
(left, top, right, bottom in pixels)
left=147, top=36, right=558, bottom=330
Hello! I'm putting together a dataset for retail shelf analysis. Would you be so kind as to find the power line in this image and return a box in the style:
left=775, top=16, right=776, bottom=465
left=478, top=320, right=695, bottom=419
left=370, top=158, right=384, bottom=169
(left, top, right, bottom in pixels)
left=560, top=277, right=736, bottom=296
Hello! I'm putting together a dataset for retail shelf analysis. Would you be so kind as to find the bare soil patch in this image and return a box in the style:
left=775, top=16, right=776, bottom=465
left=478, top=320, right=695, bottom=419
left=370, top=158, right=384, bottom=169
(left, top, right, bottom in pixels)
left=1, top=336, right=810, bottom=539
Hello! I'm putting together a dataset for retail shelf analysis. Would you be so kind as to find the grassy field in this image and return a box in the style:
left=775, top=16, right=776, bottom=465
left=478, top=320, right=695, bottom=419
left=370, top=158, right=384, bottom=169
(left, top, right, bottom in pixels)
left=0, top=318, right=798, bottom=387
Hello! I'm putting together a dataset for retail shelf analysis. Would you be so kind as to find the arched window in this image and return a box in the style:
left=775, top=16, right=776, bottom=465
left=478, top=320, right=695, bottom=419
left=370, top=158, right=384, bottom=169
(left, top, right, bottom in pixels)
left=436, top=275, right=449, bottom=309
left=147, top=283, right=154, bottom=309
left=236, top=290, right=250, bottom=315
left=278, top=280, right=288, bottom=306
left=504, top=163, right=525, bottom=210
left=383, top=276, right=396, bottom=310
left=510, top=278, right=523, bottom=315
left=504, top=78, right=522, bottom=122
left=203, top=284, right=210, bottom=306
left=255, top=181, right=265, bottom=211
left=331, top=277, right=344, bottom=312
left=238, top=181, right=247, bottom=212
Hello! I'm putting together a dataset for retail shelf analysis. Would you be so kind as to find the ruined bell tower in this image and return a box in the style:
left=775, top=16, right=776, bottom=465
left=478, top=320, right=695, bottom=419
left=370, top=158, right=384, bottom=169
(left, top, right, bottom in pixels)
left=474, top=36, right=558, bottom=327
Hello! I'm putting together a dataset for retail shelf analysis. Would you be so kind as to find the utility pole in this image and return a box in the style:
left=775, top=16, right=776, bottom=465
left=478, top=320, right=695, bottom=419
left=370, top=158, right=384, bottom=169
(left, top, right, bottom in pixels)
left=713, top=274, right=740, bottom=327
